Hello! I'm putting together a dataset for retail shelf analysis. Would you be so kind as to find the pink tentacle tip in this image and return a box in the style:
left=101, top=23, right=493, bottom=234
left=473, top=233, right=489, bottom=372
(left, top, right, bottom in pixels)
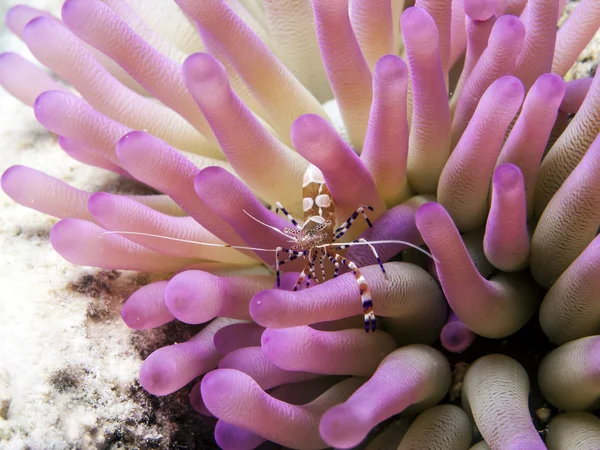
left=165, top=270, right=221, bottom=324
left=115, top=130, right=150, bottom=159
left=249, top=289, right=291, bottom=327
left=374, top=54, right=408, bottom=82
left=1, top=165, right=24, bottom=199
left=86, top=191, right=112, bottom=218
left=493, top=163, right=524, bottom=191
left=214, top=420, right=264, bottom=450
left=194, top=165, right=230, bottom=191
left=319, top=404, right=369, bottom=449
left=200, top=369, right=243, bottom=411
left=32, top=89, right=61, bottom=122
left=182, top=52, right=226, bottom=87
left=464, top=0, right=497, bottom=21
left=401, top=6, right=432, bottom=31
left=414, top=201, right=444, bottom=229
left=49, top=218, right=78, bottom=255
left=121, top=281, right=173, bottom=330
left=440, top=312, right=476, bottom=353
left=290, top=113, right=335, bottom=149
left=535, top=72, right=565, bottom=97
left=139, top=353, right=179, bottom=396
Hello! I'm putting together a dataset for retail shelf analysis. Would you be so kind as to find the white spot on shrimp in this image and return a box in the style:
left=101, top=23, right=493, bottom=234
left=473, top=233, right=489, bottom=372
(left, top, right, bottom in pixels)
left=302, top=164, right=325, bottom=187
left=303, top=197, right=314, bottom=211
left=315, top=194, right=332, bottom=208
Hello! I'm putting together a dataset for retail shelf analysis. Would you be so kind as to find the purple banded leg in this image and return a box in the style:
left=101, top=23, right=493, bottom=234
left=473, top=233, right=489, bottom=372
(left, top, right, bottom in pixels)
left=293, top=260, right=312, bottom=292
left=328, top=254, right=340, bottom=278
left=328, top=250, right=376, bottom=333
left=306, top=263, right=315, bottom=288
left=318, top=249, right=327, bottom=282
left=305, top=252, right=320, bottom=289
left=334, top=205, right=375, bottom=240
left=275, top=248, right=307, bottom=288
left=275, top=201, right=301, bottom=229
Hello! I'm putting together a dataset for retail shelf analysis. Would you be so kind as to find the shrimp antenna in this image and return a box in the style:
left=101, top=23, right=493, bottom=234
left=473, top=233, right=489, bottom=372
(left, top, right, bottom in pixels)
left=242, top=209, right=291, bottom=238
left=319, top=239, right=439, bottom=263
left=101, top=231, right=277, bottom=253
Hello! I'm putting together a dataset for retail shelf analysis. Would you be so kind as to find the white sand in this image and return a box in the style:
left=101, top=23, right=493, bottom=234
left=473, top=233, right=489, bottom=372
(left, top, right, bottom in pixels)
left=0, top=1, right=211, bottom=449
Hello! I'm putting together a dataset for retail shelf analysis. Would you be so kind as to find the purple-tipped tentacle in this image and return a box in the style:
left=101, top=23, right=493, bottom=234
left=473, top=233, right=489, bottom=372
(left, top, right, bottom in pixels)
left=218, top=346, right=320, bottom=390
left=349, top=0, right=395, bottom=69
left=319, top=345, right=450, bottom=449
left=449, top=0, right=467, bottom=68
left=114, top=131, right=250, bottom=253
left=0, top=52, right=65, bottom=106
left=261, top=326, right=397, bottom=376
left=361, top=55, right=411, bottom=206
left=139, top=317, right=235, bottom=396
left=414, top=0, right=452, bottom=73
left=539, top=233, right=600, bottom=344
left=440, top=76, right=524, bottom=232
left=312, top=0, right=372, bottom=149
left=0, top=161, right=179, bottom=220
left=514, top=0, right=558, bottom=89
left=213, top=322, right=265, bottom=355
left=251, top=262, right=446, bottom=345
left=402, top=7, right=451, bottom=194
left=6, top=3, right=146, bottom=94
left=58, top=136, right=128, bottom=176
left=61, top=0, right=219, bottom=148
left=22, top=15, right=205, bottom=153
left=290, top=114, right=386, bottom=222
left=484, top=164, right=530, bottom=272
left=464, top=0, right=497, bottom=20
left=174, top=0, right=325, bottom=147
left=536, top=58, right=600, bottom=213
left=50, top=219, right=196, bottom=271
left=182, top=52, right=308, bottom=210
left=34, top=90, right=128, bottom=166
left=462, top=355, right=546, bottom=449
left=88, top=192, right=255, bottom=264
left=201, top=370, right=364, bottom=449
left=416, top=202, right=541, bottom=338
left=440, top=311, right=476, bottom=353
left=6, top=4, right=54, bottom=38
left=496, top=73, right=565, bottom=217
left=449, top=1, right=497, bottom=113
left=531, top=134, right=600, bottom=289
left=121, top=281, right=174, bottom=330
left=451, top=15, right=524, bottom=146
left=553, top=0, right=600, bottom=76
left=165, top=270, right=271, bottom=323
left=214, top=420, right=265, bottom=450
left=538, top=336, right=600, bottom=411
left=560, top=77, right=593, bottom=114
left=1, top=165, right=94, bottom=222
left=193, top=166, right=304, bottom=268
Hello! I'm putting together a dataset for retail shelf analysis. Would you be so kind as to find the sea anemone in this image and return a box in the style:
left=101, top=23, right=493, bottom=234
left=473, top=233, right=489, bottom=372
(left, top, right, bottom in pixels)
left=2, top=0, right=600, bottom=448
